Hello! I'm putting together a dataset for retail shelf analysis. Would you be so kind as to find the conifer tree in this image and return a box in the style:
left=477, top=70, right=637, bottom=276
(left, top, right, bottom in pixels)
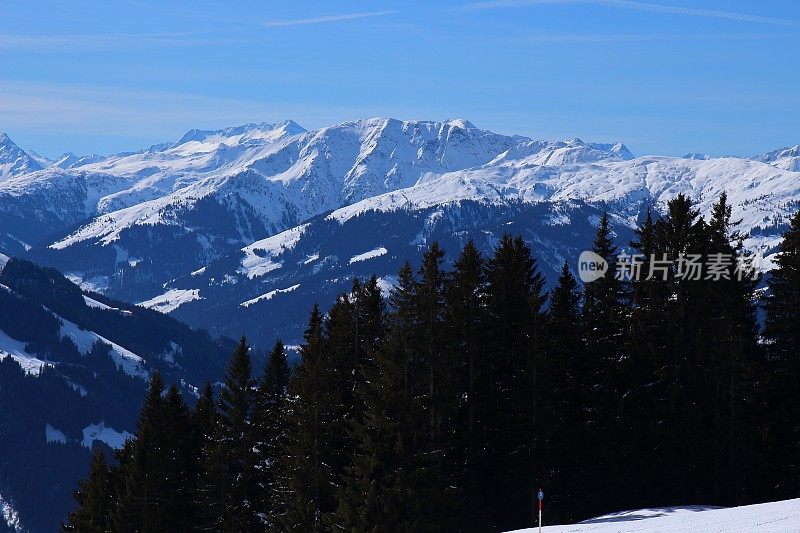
left=443, top=240, right=487, bottom=529
left=415, top=242, right=461, bottom=524
left=536, top=261, right=584, bottom=521
left=763, top=209, right=800, bottom=497
left=114, top=371, right=168, bottom=531
left=621, top=209, right=667, bottom=505
left=193, top=383, right=224, bottom=530
left=160, top=384, right=195, bottom=531
left=702, top=192, right=760, bottom=504
left=334, top=261, right=446, bottom=531
left=580, top=212, right=628, bottom=514
left=63, top=450, right=114, bottom=532
left=483, top=235, right=546, bottom=531
left=278, top=305, right=338, bottom=532
left=216, top=336, right=258, bottom=531
left=253, top=341, right=291, bottom=526
left=355, top=275, right=386, bottom=356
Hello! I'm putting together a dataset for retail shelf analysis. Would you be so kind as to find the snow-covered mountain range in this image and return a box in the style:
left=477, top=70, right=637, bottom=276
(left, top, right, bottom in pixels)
left=2, top=119, right=799, bottom=345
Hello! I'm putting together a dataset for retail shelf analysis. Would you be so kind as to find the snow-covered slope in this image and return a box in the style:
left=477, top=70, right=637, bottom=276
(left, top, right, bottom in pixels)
left=330, top=153, right=800, bottom=261
left=510, top=498, right=800, bottom=532
left=3, top=118, right=799, bottom=345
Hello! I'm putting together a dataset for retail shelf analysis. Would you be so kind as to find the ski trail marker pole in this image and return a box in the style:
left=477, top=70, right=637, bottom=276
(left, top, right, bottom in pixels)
left=538, top=488, right=544, bottom=533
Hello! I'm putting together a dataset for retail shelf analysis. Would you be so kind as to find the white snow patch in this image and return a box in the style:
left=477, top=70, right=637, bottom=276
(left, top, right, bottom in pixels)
left=82, top=294, right=114, bottom=310
left=0, top=491, right=21, bottom=531
left=0, top=253, right=8, bottom=274
left=65, top=273, right=110, bottom=293
left=162, top=341, right=181, bottom=364
left=138, top=288, right=202, bottom=313
left=239, top=223, right=308, bottom=279
left=509, top=498, right=800, bottom=532
left=191, top=266, right=207, bottom=276
left=0, top=328, right=51, bottom=375
left=375, top=275, right=398, bottom=297
left=81, top=421, right=133, bottom=450
left=66, top=379, right=88, bottom=397
left=348, top=247, right=388, bottom=264
left=45, top=423, right=67, bottom=444
left=59, top=317, right=148, bottom=379
left=240, top=284, right=300, bottom=307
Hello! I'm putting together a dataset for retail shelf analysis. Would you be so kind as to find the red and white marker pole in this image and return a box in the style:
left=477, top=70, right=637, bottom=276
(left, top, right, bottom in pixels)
left=537, top=488, right=544, bottom=533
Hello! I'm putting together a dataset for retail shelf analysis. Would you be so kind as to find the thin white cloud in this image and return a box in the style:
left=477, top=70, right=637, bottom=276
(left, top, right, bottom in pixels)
left=0, top=30, right=242, bottom=49
left=461, top=0, right=800, bottom=28
left=263, top=10, right=399, bottom=27
left=0, top=79, right=407, bottom=152
left=522, top=32, right=774, bottom=43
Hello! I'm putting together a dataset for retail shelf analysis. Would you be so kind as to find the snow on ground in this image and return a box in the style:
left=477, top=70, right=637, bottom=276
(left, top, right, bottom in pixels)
left=239, top=223, right=308, bottom=279
left=0, top=491, right=22, bottom=532
left=161, top=341, right=181, bottom=364
left=44, top=423, right=67, bottom=444
left=240, top=284, right=300, bottom=307
left=82, top=294, right=115, bottom=310
left=348, top=246, right=388, bottom=264
left=0, top=328, right=51, bottom=375
left=509, top=499, right=800, bottom=532
left=137, top=288, right=202, bottom=313
left=59, top=317, right=148, bottom=379
left=376, top=275, right=398, bottom=297
left=64, top=273, right=110, bottom=293
left=0, top=252, right=8, bottom=273
left=81, top=421, right=133, bottom=450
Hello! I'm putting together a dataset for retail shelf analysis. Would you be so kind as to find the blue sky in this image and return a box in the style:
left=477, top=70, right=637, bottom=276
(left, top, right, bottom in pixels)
left=1, top=0, right=798, bottom=157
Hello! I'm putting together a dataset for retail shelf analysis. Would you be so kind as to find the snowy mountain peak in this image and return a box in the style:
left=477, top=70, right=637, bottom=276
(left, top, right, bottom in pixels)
left=753, top=144, right=800, bottom=171
left=683, top=152, right=712, bottom=160
left=54, top=152, right=80, bottom=168
left=0, top=132, right=43, bottom=179
left=174, top=120, right=306, bottom=146
left=445, top=118, right=476, bottom=130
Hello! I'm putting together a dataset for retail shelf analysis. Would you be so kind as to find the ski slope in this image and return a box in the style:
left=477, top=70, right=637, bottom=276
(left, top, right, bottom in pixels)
left=509, top=499, right=800, bottom=532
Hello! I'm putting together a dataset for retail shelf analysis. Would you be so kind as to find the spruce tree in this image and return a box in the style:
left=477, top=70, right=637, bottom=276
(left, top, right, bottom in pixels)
left=216, top=336, right=259, bottom=531
left=580, top=212, right=628, bottom=515
left=114, top=371, right=168, bottom=531
left=333, top=261, right=446, bottom=531
left=193, top=383, right=224, bottom=530
left=161, top=385, right=195, bottom=531
left=278, top=305, right=338, bottom=532
left=483, top=235, right=546, bottom=531
left=443, top=240, right=487, bottom=529
left=536, top=261, right=585, bottom=522
left=253, top=341, right=291, bottom=526
left=702, top=192, right=760, bottom=504
left=763, top=209, right=800, bottom=497
left=63, top=450, right=114, bottom=532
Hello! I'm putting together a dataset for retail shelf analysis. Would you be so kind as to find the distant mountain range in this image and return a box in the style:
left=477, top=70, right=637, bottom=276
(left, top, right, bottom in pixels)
left=2, top=119, right=798, bottom=347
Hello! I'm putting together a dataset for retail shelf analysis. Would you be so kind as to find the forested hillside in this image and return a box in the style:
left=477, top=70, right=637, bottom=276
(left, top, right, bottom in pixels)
left=0, top=259, right=235, bottom=532
left=65, top=194, right=800, bottom=532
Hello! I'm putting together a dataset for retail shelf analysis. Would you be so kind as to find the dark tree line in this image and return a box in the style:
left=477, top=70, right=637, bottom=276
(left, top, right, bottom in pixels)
left=64, top=194, right=800, bottom=532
